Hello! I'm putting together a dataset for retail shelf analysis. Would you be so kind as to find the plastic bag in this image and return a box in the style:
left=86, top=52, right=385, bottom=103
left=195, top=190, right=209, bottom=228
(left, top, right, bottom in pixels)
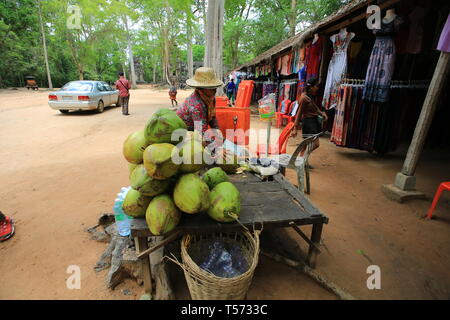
left=199, top=241, right=248, bottom=278
left=258, top=93, right=276, bottom=121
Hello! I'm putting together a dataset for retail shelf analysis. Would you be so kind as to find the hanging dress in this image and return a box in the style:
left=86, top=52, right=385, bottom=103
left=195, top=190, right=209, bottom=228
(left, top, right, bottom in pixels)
left=322, top=31, right=354, bottom=110
left=363, top=16, right=403, bottom=102
left=306, top=37, right=323, bottom=81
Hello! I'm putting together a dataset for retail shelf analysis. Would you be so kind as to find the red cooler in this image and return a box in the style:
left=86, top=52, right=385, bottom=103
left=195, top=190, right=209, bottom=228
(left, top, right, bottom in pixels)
left=216, top=106, right=251, bottom=145
left=235, top=80, right=254, bottom=108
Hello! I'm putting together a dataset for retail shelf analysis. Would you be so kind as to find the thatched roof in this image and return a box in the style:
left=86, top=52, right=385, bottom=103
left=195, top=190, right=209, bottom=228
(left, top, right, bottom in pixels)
left=233, top=0, right=371, bottom=72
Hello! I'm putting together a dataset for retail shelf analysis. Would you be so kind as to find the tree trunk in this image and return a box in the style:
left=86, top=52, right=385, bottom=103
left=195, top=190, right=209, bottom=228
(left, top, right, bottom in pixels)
left=163, top=0, right=172, bottom=86
left=122, top=63, right=127, bottom=79
left=205, top=0, right=224, bottom=95
left=37, top=0, right=53, bottom=90
left=204, top=0, right=214, bottom=67
left=289, top=0, right=297, bottom=37
left=163, top=26, right=171, bottom=85
left=187, top=19, right=194, bottom=78
left=124, top=16, right=137, bottom=89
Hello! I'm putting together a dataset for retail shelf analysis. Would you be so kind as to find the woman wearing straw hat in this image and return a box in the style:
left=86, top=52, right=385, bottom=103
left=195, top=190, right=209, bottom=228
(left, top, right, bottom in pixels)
left=176, top=67, right=224, bottom=135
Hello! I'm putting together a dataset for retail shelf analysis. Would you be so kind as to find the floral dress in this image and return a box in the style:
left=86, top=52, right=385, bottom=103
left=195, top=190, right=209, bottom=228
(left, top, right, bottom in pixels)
left=363, top=16, right=403, bottom=102
left=322, top=31, right=354, bottom=110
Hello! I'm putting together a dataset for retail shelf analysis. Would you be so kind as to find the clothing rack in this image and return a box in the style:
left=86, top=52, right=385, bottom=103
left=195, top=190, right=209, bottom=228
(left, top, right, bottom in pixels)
left=340, top=78, right=430, bottom=89
left=280, top=80, right=298, bottom=85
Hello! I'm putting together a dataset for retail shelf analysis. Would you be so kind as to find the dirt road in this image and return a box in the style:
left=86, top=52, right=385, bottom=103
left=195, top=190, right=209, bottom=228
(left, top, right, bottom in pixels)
left=0, top=86, right=449, bottom=300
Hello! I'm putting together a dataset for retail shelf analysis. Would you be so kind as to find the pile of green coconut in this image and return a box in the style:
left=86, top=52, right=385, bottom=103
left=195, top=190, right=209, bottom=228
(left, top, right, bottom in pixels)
left=122, top=108, right=242, bottom=236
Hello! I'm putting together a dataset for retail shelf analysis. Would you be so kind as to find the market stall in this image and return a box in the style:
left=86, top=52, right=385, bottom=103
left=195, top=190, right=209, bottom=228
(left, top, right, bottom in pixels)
left=229, top=0, right=450, bottom=201
left=131, top=172, right=328, bottom=298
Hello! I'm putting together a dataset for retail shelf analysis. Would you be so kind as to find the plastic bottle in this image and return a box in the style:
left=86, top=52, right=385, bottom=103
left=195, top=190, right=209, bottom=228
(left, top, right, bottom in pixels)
left=113, top=187, right=133, bottom=237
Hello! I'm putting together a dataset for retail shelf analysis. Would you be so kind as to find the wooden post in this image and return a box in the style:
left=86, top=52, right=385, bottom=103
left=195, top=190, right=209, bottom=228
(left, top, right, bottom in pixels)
left=382, top=52, right=450, bottom=202
left=136, top=237, right=152, bottom=296
left=307, top=223, right=323, bottom=268
left=401, top=51, right=450, bottom=177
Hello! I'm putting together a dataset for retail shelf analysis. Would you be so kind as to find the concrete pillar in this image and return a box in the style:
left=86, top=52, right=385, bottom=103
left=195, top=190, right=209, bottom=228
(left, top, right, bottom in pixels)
left=382, top=52, right=450, bottom=202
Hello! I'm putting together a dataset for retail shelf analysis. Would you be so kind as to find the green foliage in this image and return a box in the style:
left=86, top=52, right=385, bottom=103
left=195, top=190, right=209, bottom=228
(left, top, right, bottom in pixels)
left=0, top=0, right=351, bottom=87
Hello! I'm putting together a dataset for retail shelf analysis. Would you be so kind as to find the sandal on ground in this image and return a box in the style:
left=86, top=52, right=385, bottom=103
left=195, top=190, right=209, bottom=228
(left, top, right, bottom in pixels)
left=0, top=216, right=15, bottom=241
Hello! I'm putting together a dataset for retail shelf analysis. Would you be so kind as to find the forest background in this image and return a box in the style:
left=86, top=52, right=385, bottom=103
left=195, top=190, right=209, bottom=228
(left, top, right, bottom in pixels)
left=0, top=0, right=350, bottom=88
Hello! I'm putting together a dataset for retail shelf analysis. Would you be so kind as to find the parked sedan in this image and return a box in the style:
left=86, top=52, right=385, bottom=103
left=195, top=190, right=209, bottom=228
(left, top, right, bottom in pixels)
left=48, top=81, right=119, bottom=114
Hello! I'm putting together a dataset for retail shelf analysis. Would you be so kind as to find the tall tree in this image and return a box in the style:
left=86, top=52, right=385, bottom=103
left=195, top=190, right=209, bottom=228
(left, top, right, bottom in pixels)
left=205, top=0, right=225, bottom=93
left=37, top=0, right=53, bottom=89
left=224, top=0, right=254, bottom=69
left=123, top=15, right=137, bottom=88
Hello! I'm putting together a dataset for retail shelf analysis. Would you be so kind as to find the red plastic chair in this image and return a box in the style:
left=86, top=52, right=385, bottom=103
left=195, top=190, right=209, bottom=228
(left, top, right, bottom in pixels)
left=275, top=99, right=291, bottom=128
left=256, top=122, right=295, bottom=156
left=427, top=182, right=450, bottom=219
left=281, top=100, right=298, bottom=125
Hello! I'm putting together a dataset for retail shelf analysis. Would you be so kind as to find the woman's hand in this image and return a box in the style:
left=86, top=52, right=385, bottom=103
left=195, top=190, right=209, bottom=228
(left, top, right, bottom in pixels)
left=322, top=112, right=328, bottom=122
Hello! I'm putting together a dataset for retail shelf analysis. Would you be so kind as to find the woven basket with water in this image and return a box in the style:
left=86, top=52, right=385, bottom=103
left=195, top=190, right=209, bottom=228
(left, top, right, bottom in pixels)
left=179, top=230, right=260, bottom=300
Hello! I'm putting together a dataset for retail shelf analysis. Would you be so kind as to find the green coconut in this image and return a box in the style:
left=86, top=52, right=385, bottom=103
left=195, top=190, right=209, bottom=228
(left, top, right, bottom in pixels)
left=144, top=109, right=187, bottom=144
left=177, top=138, right=208, bottom=173
left=122, top=189, right=152, bottom=218
left=202, top=167, right=229, bottom=190
left=207, top=182, right=241, bottom=223
left=128, top=163, right=138, bottom=178
left=146, top=194, right=181, bottom=236
left=143, top=143, right=180, bottom=180
left=123, top=130, right=150, bottom=164
left=173, top=173, right=210, bottom=214
left=217, top=153, right=240, bottom=174
left=130, top=164, right=171, bottom=196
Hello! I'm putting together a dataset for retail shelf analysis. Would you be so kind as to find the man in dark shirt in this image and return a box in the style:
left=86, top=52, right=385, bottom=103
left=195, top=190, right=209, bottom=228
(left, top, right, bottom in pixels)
left=225, top=79, right=237, bottom=105
left=115, top=72, right=131, bottom=115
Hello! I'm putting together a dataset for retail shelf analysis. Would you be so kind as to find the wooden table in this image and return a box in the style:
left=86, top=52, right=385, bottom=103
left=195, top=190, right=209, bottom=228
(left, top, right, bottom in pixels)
left=131, top=172, right=329, bottom=296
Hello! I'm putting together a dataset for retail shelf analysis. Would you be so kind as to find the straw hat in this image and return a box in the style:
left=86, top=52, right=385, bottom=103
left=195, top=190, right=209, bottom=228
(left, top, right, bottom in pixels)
left=186, top=67, right=223, bottom=88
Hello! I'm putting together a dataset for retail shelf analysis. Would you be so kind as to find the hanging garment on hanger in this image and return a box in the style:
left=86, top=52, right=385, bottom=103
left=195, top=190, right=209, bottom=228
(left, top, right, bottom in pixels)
left=281, top=54, right=290, bottom=75
left=277, top=56, right=282, bottom=73
left=306, top=37, right=323, bottom=81
left=322, top=31, right=355, bottom=110
left=363, top=16, right=403, bottom=103
left=331, top=85, right=348, bottom=145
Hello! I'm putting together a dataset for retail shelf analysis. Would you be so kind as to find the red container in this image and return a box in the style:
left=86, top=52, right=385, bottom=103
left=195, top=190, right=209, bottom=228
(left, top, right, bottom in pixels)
left=235, top=80, right=254, bottom=108
left=215, top=96, right=229, bottom=107
left=216, top=106, right=251, bottom=145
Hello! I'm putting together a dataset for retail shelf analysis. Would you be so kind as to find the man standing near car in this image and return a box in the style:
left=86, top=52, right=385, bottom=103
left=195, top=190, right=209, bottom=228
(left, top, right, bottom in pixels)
left=115, top=72, right=131, bottom=115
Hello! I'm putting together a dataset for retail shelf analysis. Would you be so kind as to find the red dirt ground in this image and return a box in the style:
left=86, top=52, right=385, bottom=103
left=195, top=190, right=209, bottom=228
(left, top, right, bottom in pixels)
left=0, top=86, right=448, bottom=299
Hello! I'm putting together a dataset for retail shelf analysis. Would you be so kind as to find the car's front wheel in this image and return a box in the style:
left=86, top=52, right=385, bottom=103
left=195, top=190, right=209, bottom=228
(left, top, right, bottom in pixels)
left=97, top=100, right=105, bottom=113
left=59, top=110, right=69, bottom=114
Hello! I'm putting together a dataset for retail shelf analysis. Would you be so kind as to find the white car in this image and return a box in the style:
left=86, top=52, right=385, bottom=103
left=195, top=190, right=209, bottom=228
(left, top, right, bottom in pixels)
left=48, top=80, right=120, bottom=114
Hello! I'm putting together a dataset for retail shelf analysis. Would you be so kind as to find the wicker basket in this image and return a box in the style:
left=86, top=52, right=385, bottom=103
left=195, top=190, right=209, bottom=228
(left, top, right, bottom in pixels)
left=180, top=231, right=260, bottom=300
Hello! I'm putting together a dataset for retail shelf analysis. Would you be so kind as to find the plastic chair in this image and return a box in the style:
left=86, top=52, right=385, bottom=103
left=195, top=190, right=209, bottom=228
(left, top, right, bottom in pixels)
left=275, top=99, right=291, bottom=128
left=256, top=122, right=295, bottom=156
left=427, top=182, right=450, bottom=219
left=277, top=133, right=322, bottom=194
left=281, top=100, right=298, bottom=125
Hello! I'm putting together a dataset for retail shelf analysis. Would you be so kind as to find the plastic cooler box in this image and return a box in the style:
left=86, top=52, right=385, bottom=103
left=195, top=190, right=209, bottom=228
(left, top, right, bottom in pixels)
left=216, top=106, right=250, bottom=145
left=215, top=96, right=229, bottom=107
left=235, top=80, right=254, bottom=108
